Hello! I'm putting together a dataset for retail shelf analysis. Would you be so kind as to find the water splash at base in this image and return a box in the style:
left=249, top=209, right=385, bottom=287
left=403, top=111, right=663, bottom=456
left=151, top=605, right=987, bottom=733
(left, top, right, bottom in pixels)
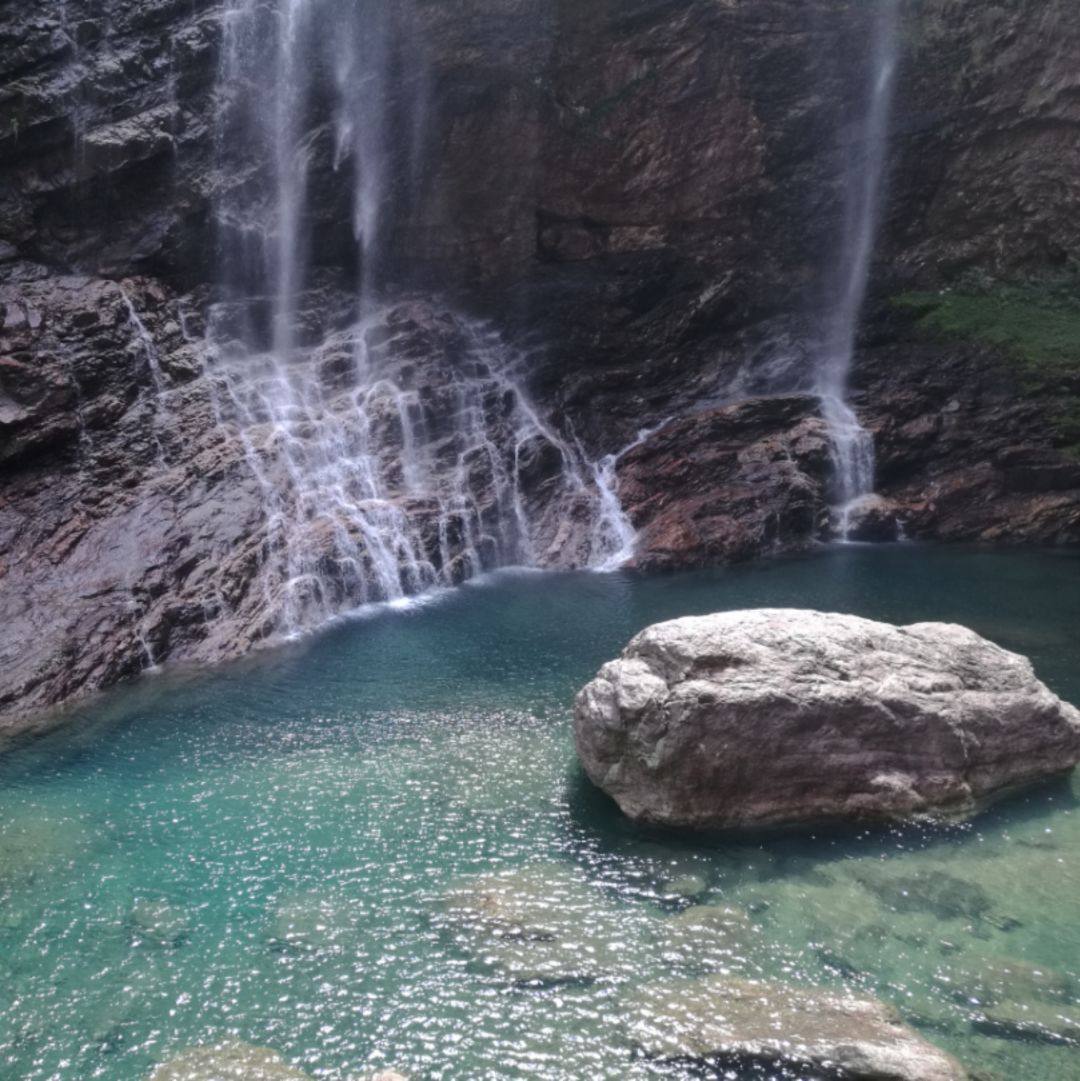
left=206, top=301, right=637, bottom=643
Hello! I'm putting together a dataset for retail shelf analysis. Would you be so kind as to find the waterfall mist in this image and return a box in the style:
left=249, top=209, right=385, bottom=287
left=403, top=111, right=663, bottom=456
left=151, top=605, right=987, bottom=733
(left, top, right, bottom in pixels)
left=816, top=0, right=902, bottom=537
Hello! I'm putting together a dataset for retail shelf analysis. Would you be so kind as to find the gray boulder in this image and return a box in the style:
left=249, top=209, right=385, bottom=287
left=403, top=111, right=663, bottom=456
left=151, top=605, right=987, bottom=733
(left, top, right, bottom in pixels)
left=574, top=609, right=1080, bottom=830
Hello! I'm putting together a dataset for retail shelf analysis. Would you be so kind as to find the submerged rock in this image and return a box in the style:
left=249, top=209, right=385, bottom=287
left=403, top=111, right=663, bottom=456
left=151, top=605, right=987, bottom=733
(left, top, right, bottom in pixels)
left=660, top=873, right=709, bottom=902
left=130, top=900, right=191, bottom=948
left=266, top=893, right=356, bottom=954
left=933, top=956, right=1076, bottom=1008
left=574, top=609, right=1080, bottom=830
left=439, top=864, right=631, bottom=985
left=148, top=1041, right=313, bottom=1080
left=0, top=811, right=92, bottom=889
left=651, top=904, right=759, bottom=972
left=622, top=975, right=968, bottom=1080
left=973, top=1002, right=1080, bottom=1046
left=854, top=868, right=993, bottom=922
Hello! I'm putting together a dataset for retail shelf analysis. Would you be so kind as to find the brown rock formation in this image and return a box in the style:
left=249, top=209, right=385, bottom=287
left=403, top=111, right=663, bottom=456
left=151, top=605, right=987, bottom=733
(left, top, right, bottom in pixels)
left=1, top=0, right=1079, bottom=726
left=616, top=396, right=832, bottom=570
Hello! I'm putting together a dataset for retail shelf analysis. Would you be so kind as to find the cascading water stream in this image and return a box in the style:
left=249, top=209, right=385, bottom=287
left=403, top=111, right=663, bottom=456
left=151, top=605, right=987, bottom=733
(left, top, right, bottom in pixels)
left=206, top=0, right=636, bottom=644
left=589, top=419, right=672, bottom=572
left=816, top=0, right=902, bottom=538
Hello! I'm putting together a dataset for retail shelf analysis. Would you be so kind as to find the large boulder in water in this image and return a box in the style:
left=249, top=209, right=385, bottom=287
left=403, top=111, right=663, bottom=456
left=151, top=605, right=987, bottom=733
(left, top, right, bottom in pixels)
left=574, top=609, right=1080, bottom=830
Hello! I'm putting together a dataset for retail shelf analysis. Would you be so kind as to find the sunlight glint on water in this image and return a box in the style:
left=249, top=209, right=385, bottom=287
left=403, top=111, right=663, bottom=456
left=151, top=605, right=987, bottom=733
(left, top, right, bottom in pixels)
left=0, top=547, right=1078, bottom=1081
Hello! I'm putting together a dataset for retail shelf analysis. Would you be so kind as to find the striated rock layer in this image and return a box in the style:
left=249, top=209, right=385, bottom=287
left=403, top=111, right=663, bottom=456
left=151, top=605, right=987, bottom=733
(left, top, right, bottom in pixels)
left=0, top=278, right=625, bottom=734
left=574, top=609, right=1080, bottom=830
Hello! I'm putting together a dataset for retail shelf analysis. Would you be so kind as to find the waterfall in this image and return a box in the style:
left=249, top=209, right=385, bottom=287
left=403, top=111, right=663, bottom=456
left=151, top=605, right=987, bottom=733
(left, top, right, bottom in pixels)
left=589, top=419, right=672, bottom=572
left=205, top=0, right=634, bottom=643
left=120, top=286, right=165, bottom=395
left=207, top=305, right=633, bottom=638
left=816, top=0, right=901, bottom=537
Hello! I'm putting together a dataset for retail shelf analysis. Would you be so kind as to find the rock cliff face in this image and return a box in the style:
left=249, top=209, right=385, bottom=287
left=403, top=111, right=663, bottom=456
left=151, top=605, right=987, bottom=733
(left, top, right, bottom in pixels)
left=2, top=0, right=1079, bottom=727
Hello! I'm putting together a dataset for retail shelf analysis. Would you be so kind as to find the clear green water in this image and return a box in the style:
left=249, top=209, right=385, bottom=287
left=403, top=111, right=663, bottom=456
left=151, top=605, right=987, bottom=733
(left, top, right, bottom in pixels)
left=1, top=546, right=1079, bottom=1081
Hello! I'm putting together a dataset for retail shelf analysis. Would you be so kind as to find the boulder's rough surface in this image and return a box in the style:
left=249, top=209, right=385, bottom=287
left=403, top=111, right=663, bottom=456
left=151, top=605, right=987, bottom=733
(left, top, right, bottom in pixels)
left=622, top=975, right=969, bottom=1080
left=575, top=609, right=1080, bottom=829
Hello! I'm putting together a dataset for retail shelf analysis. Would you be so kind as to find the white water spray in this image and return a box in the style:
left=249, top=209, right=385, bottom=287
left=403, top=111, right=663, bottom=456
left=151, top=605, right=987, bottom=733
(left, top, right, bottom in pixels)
left=589, top=419, right=672, bottom=571
left=206, top=0, right=638, bottom=644
left=119, top=285, right=165, bottom=394
left=816, top=0, right=901, bottom=537
left=208, top=309, right=633, bottom=638
left=119, top=284, right=170, bottom=472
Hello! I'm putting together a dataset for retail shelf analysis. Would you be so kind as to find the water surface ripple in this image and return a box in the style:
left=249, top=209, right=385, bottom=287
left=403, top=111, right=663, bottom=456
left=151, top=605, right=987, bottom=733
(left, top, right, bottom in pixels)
left=1, top=546, right=1078, bottom=1079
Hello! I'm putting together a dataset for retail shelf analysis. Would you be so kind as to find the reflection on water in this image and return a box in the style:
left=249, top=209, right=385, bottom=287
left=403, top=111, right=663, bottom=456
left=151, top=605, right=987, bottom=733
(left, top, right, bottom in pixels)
left=0, top=546, right=1078, bottom=1079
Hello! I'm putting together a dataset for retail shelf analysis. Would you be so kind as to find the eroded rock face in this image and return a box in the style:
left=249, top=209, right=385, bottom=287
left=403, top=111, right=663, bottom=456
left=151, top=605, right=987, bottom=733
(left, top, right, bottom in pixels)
left=860, top=337, right=1080, bottom=547
left=0, top=276, right=618, bottom=735
left=622, top=976, right=969, bottom=1081
left=574, top=609, right=1080, bottom=830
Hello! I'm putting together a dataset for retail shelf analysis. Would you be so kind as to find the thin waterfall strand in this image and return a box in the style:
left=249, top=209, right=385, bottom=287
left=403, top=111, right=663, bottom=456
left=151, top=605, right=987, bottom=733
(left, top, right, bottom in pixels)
left=816, top=0, right=901, bottom=537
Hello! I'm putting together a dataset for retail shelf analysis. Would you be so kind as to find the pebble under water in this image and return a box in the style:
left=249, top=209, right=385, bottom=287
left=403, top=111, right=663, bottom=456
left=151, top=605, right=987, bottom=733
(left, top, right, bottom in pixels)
left=1, top=545, right=1079, bottom=1081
